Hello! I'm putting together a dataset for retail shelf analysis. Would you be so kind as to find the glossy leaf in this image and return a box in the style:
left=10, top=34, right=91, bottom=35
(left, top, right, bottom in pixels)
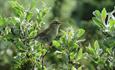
left=26, top=12, right=33, bottom=22
left=92, top=17, right=104, bottom=28
left=77, top=48, right=83, bottom=61
left=94, top=40, right=99, bottom=50
left=77, top=29, right=85, bottom=38
left=101, top=8, right=107, bottom=21
left=52, top=40, right=61, bottom=48
left=93, top=10, right=101, bottom=17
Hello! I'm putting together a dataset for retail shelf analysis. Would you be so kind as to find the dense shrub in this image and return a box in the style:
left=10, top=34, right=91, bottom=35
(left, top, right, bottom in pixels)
left=0, top=0, right=115, bottom=70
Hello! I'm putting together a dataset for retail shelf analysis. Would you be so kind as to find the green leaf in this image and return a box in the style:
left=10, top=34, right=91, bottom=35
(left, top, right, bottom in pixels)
left=70, top=52, right=74, bottom=60
left=29, top=30, right=37, bottom=38
left=87, top=44, right=95, bottom=55
left=93, top=10, right=101, bottom=17
left=72, top=66, right=77, bottom=70
left=26, top=12, right=33, bottom=21
left=54, top=50, right=62, bottom=54
left=52, top=40, right=60, bottom=48
left=94, top=40, right=99, bottom=50
left=109, top=19, right=115, bottom=29
left=92, top=17, right=104, bottom=28
left=101, top=8, right=107, bottom=21
left=36, top=8, right=48, bottom=23
left=77, top=48, right=83, bottom=61
left=8, top=17, right=20, bottom=25
left=78, top=66, right=82, bottom=70
left=39, top=8, right=47, bottom=18
left=77, top=29, right=85, bottom=38
left=92, top=9, right=106, bottom=28
left=73, top=43, right=78, bottom=49
left=9, top=1, right=24, bottom=17
left=0, top=17, right=5, bottom=26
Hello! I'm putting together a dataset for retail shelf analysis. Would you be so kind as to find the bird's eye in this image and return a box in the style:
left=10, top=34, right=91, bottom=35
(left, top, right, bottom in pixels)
left=55, top=21, right=58, bottom=23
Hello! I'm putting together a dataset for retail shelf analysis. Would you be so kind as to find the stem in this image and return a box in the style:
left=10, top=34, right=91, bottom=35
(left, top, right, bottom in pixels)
left=67, top=51, right=70, bottom=70
left=42, top=55, right=44, bottom=70
left=41, top=43, right=44, bottom=70
left=41, top=44, right=48, bottom=70
left=41, top=49, right=48, bottom=70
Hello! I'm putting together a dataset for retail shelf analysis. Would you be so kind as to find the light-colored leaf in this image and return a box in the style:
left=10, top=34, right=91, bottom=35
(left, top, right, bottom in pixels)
left=72, top=66, right=77, bottom=70
left=94, top=40, right=100, bottom=50
left=77, top=29, right=85, bottom=38
left=78, top=66, right=82, bottom=70
left=52, top=40, right=60, bottom=47
left=77, top=48, right=83, bottom=61
left=26, top=12, right=33, bottom=21
left=0, top=17, right=5, bottom=26
left=92, top=17, right=104, bottom=28
left=93, top=10, right=101, bottom=17
left=101, top=8, right=107, bottom=21
left=109, top=19, right=115, bottom=28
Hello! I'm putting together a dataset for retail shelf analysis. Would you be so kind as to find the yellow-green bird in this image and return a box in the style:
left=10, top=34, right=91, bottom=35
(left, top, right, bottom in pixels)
left=34, top=20, right=61, bottom=44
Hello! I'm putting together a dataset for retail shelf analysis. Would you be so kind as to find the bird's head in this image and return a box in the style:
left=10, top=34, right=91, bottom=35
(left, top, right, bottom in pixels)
left=50, top=20, right=61, bottom=28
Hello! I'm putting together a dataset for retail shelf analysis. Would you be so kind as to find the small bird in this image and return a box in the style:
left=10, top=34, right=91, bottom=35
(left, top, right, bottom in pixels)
left=34, top=20, right=61, bottom=44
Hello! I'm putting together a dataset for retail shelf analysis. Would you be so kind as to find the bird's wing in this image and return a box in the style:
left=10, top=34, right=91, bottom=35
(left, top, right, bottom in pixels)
left=38, top=27, right=51, bottom=36
left=33, top=27, right=50, bottom=40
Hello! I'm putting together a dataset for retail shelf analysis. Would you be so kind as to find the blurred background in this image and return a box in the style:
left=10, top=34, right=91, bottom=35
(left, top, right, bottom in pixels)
left=0, top=0, right=115, bottom=70
left=0, top=0, right=115, bottom=20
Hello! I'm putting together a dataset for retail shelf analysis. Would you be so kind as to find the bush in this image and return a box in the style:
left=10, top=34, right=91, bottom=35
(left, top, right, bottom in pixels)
left=0, top=0, right=115, bottom=70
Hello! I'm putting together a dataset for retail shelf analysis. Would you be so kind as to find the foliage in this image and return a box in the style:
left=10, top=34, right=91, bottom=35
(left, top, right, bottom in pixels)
left=0, top=0, right=115, bottom=70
